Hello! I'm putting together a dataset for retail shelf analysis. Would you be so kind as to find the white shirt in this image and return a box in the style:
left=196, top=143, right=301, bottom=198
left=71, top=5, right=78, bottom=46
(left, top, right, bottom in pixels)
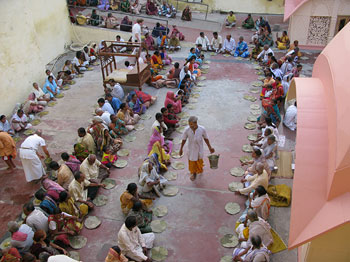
left=80, top=158, right=101, bottom=180
left=284, top=105, right=297, bottom=131
left=152, top=120, right=167, bottom=131
left=26, top=209, right=48, bottom=233
left=271, top=68, right=283, bottom=79
left=195, top=36, right=210, bottom=49
left=101, top=102, right=115, bottom=115
left=211, top=36, right=222, bottom=49
left=111, top=83, right=125, bottom=100
left=48, top=255, right=79, bottom=262
left=33, top=87, right=45, bottom=99
left=222, top=38, right=236, bottom=52
left=21, top=134, right=46, bottom=151
left=11, top=224, right=34, bottom=253
left=11, top=113, right=28, bottom=124
left=132, top=23, right=141, bottom=42
left=72, top=56, right=80, bottom=66
left=118, top=223, right=147, bottom=261
left=182, top=125, right=209, bottom=161
left=257, top=48, right=274, bottom=61
left=101, top=112, right=111, bottom=126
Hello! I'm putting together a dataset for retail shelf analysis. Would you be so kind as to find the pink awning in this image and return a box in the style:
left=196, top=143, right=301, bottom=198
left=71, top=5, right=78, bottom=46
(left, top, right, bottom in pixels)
left=284, top=0, right=310, bottom=21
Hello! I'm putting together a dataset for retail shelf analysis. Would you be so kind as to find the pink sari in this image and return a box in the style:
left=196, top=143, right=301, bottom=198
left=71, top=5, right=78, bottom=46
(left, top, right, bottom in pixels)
left=147, top=126, right=173, bottom=154
left=164, top=91, right=182, bottom=114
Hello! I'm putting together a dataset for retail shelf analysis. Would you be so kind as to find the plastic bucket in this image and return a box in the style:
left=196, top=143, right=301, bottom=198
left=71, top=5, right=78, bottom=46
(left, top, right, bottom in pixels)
left=208, top=154, right=220, bottom=169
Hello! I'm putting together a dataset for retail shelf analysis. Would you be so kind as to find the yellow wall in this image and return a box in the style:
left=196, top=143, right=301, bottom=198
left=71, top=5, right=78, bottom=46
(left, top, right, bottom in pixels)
left=169, top=0, right=284, bottom=14
left=0, top=0, right=72, bottom=116
left=298, top=224, right=350, bottom=261
left=288, top=0, right=350, bottom=46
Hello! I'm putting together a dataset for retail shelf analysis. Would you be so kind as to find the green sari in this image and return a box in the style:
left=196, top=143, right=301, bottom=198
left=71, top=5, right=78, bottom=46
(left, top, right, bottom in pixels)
left=120, top=0, right=130, bottom=12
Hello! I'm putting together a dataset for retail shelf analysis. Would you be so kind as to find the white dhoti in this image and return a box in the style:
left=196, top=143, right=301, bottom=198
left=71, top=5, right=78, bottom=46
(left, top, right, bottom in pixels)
left=236, top=224, right=249, bottom=248
left=12, top=123, right=32, bottom=132
left=125, top=233, right=155, bottom=262
left=20, top=148, right=45, bottom=182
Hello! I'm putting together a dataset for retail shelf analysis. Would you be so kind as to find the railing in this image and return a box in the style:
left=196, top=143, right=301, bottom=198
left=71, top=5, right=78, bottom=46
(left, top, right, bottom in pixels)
left=67, top=4, right=169, bottom=33
left=175, top=0, right=209, bottom=20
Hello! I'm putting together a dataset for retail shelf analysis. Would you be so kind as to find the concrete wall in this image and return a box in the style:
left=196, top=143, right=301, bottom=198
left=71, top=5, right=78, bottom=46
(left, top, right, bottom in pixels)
left=0, top=0, right=72, bottom=116
left=169, top=0, right=284, bottom=14
left=298, top=224, right=350, bottom=261
left=288, top=0, right=350, bottom=47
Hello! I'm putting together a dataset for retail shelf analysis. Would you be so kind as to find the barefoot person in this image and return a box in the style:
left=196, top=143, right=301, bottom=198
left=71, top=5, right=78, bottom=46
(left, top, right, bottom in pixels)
left=179, top=116, right=215, bottom=181
left=0, top=131, right=17, bottom=170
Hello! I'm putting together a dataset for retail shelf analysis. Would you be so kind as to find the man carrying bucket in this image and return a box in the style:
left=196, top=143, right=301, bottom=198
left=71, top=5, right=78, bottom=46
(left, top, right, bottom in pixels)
left=179, top=116, right=215, bottom=181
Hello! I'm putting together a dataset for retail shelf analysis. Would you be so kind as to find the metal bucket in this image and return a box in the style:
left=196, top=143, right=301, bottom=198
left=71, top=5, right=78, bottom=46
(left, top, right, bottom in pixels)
left=208, top=154, right=220, bottom=169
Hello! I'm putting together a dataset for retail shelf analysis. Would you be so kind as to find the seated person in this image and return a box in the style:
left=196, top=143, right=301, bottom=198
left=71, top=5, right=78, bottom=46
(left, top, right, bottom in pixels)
left=120, top=16, right=132, bottom=32
left=169, top=34, right=181, bottom=51
left=209, top=32, right=222, bottom=52
left=117, top=216, right=155, bottom=262
left=30, top=229, right=67, bottom=258
left=292, top=64, right=302, bottom=77
left=89, top=9, right=102, bottom=26
left=129, top=94, right=148, bottom=115
left=120, top=183, right=153, bottom=215
left=259, top=30, right=273, bottom=47
left=43, top=76, right=61, bottom=99
left=146, top=0, right=158, bottom=15
left=33, top=82, right=51, bottom=105
left=144, top=32, right=155, bottom=50
left=164, top=91, right=181, bottom=114
left=181, top=5, right=191, bottom=21
left=233, top=235, right=271, bottom=262
left=77, top=127, right=96, bottom=154
left=270, top=63, right=283, bottom=79
left=220, top=34, right=236, bottom=55
left=124, top=60, right=134, bottom=71
left=83, top=46, right=96, bottom=65
left=105, top=245, right=129, bottom=262
left=7, top=221, right=34, bottom=255
left=23, top=202, right=48, bottom=233
left=139, top=162, right=167, bottom=196
left=114, top=35, right=127, bottom=53
left=49, top=161, right=74, bottom=190
left=98, top=0, right=110, bottom=10
left=105, top=13, right=119, bottom=29
left=288, top=40, right=302, bottom=57
left=95, top=108, right=111, bottom=126
left=157, top=32, right=168, bottom=48
left=120, top=0, right=130, bottom=12
left=238, top=163, right=269, bottom=195
left=0, top=115, right=15, bottom=135
left=131, top=0, right=142, bottom=14
left=161, top=107, right=178, bottom=130
left=195, top=32, right=210, bottom=51
left=105, top=93, right=122, bottom=115
left=249, top=39, right=262, bottom=60
left=34, top=188, right=59, bottom=215
left=261, top=135, right=277, bottom=171
left=117, top=103, right=140, bottom=131
left=110, top=114, right=128, bottom=137
left=275, top=31, right=290, bottom=50
left=98, top=98, right=115, bottom=115
left=167, top=62, right=181, bottom=83
left=256, top=45, right=274, bottom=63
left=68, top=171, right=105, bottom=211
left=63, top=59, right=80, bottom=76
left=234, top=36, right=249, bottom=58
left=58, top=190, right=87, bottom=219
left=235, top=209, right=273, bottom=249
left=242, top=14, right=254, bottom=29
left=72, top=51, right=89, bottom=71
left=80, top=154, right=110, bottom=182
left=250, top=185, right=270, bottom=221
left=170, top=25, right=184, bottom=41
left=126, top=201, right=153, bottom=233
left=101, top=145, right=118, bottom=168
left=23, top=93, right=45, bottom=115
left=151, top=50, right=163, bottom=70
left=225, top=11, right=236, bottom=28
left=160, top=47, right=172, bottom=65
left=284, top=101, right=297, bottom=131
left=255, top=16, right=266, bottom=31
left=11, top=109, right=32, bottom=132
left=104, top=79, right=125, bottom=101
left=158, top=1, right=168, bottom=16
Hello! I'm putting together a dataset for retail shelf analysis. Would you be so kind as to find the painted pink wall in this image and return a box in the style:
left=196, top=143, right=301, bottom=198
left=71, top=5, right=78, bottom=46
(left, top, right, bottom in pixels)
left=284, top=0, right=309, bottom=21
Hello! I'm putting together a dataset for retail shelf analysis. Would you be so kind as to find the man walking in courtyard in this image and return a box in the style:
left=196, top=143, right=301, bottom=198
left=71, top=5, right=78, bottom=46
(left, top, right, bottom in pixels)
left=179, top=116, right=215, bottom=181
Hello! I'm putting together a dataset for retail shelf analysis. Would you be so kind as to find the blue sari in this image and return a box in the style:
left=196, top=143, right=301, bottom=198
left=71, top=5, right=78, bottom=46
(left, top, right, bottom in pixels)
left=234, top=41, right=249, bottom=58
left=43, top=79, right=60, bottom=98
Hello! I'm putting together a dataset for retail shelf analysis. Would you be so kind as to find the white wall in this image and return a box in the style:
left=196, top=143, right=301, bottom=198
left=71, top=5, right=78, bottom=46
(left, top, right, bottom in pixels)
left=288, top=0, right=350, bottom=46
left=0, top=0, right=72, bottom=116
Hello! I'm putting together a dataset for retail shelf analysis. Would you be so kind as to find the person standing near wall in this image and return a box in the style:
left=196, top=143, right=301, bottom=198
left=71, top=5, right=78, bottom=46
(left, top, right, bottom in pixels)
left=179, top=116, right=215, bottom=181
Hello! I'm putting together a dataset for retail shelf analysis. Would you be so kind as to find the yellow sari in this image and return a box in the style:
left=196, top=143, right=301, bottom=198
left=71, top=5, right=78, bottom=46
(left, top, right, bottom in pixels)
left=277, top=35, right=289, bottom=50
left=148, top=141, right=170, bottom=171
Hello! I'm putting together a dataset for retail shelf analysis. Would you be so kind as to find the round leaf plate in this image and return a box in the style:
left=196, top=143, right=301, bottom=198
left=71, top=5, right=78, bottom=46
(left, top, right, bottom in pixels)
left=250, top=104, right=260, bottom=110
left=69, top=80, right=76, bottom=85
left=180, top=119, right=188, bottom=126
left=220, top=234, right=239, bottom=248
left=150, top=220, right=167, bottom=233
left=69, top=251, right=80, bottom=261
left=162, top=185, right=179, bottom=196
left=252, top=81, right=263, bottom=87
left=84, top=216, right=101, bottom=229
left=243, top=95, right=257, bottom=102
left=230, top=167, right=245, bottom=177
left=191, top=93, right=200, bottom=98
left=171, top=161, right=185, bottom=170
left=124, top=135, right=136, bottom=142
left=198, top=76, right=206, bottom=81
left=140, top=114, right=152, bottom=120
left=62, top=86, right=70, bottom=90
left=38, top=111, right=49, bottom=117
left=24, top=129, right=35, bottom=136
left=178, top=112, right=189, bottom=118
left=69, top=235, right=87, bottom=249
left=187, top=104, right=196, bottom=110
left=31, top=119, right=41, bottom=126
left=176, top=126, right=185, bottom=134
left=249, top=87, right=260, bottom=94
left=0, top=237, right=11, bottom=249
left=151, top=246, right=168, bottom=261
left=240, top=155, right=253, bottom=164
left=204, top=60, right=211, bottom=64
left=102, top=178, right=116, bottom=189
left=92, top=195, right=108, bottom=206
left=164, top=171, right=177, bottom=181
left=153, top=205, right=168, bottom=217
left=254, top=66, right=263, bottom=70
left=134, top=123, right=145, bottom=131
left=247, top=115, right=257, bottom=122
left=258, top=76, right=265, bottom=81
left=115, top=159, right=128, bottom=168
left=117, top=149, right=130, bottom=157
left=56, top=93, right=64, bottom=99
left=244, top=123, right=256, bottom=130
left=197, top=82, right=205, bottom=87
left=202, top=65, right=210, bottom=69
left=225, top=202, right=241, bottom=215
left=223, top=54, right=231, bottom=57
left=171, top=151, right=183, bottom=159
left=48, top=101, right=57, bottom=107
left=228, top=182, right=244, bottom=192
left=221, top=255, right=233, bottom=262
left=256, top=71, right=264, bottom=75
left=247, top=134, right=258, bottom=141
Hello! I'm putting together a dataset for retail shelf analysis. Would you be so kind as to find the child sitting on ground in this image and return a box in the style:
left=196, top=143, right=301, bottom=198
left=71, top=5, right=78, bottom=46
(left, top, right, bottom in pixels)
left=101, top=146, right=118, bottom=168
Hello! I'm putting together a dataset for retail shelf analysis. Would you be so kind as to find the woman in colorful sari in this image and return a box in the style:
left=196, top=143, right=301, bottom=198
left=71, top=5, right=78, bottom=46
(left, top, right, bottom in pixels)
left=234, top=36, right=250, bottom=58
left=186, top=56, right=201, bottom=80
left=30, top=229, right=66, bottom=258
left=88, top=116, right=105, bottom=153
left=139, top=162, right=167, bottom=196
left=110, top=0, right=119, bottom=10
left=105, top=246, right=128, bottom=262
left=98, top=0, right=110, bottom=10
left=48, top=207, right=82, bottom=248
left=43, top=76, right=60, bottom=99
left=109, top=115, right=128, bottom=137
left=102, top=128, right=123, bottom=154
left=146, top=0, right=157, bottom=15
left=147, top=121, right=172, bottom=165
left=58, top=191, right=88, bottom=219
left=144, top=32, right=155, bottom=50
left=120, top=0, right=130, bottom=12
left=160, top=47, right=172, bottom=65
left=242, top=14, right=254, bottom=29
left=275, top=31, right=290, bottom=50
left=151, top=50, right=163, bottom=70
left=171, top=25, right=184, bottom=40
left=0, top=247, right=21, bottom=262
left=129, top=94, right=147, bottom=115
left=157, top=32, right=168, bottom=48
left=181, top=6, right=191, bottom=21
left=164, top=91, right=181, bottom=114
left=73, top=143, right=89, bottom=162
left=120, top=183, right=153, bottom=215
left=22, top=93, right=44, bottom=115
left=117, top=103, right=140, bottom=131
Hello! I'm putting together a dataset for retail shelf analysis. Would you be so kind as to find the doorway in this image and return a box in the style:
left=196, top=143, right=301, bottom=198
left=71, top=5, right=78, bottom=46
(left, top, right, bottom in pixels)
left=335, top=16, right=350, bottom=35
